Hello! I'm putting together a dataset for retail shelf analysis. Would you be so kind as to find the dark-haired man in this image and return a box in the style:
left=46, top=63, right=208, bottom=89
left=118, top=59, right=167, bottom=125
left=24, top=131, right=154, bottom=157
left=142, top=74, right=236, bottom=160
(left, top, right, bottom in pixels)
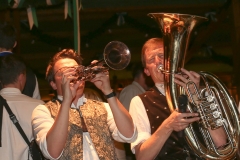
left=0, top=21, right=41, bottom=99
left=0, top=55, right=44, bottom=159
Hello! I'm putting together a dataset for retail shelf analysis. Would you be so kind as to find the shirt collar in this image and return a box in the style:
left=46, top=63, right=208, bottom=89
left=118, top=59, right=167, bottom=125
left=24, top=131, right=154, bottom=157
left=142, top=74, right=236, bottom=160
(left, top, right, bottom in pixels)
left=155, top=83, right=165, bottom=96
left=0, top=88, right=22, bottom=95
left=57, top=94, right=87, bottom=109
left=0, top=51, right=13, bottom=57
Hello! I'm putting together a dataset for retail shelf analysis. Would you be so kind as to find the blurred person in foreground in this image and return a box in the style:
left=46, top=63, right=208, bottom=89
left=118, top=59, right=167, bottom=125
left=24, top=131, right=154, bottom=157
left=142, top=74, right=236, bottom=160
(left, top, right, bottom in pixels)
left=129, top=38, right=227, bottom=160
left=32, top=49, right=137, bottom=159
left=0, top=55, right=44, bottom=160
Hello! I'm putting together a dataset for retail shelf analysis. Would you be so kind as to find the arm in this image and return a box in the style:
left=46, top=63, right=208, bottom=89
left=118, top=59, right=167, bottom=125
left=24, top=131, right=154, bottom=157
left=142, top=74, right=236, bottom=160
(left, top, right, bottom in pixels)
left=45, top=68, right=80, bottom=158
left=129, top=96, right=200, bottom=160
left=91, top=71, right=134, bottom=138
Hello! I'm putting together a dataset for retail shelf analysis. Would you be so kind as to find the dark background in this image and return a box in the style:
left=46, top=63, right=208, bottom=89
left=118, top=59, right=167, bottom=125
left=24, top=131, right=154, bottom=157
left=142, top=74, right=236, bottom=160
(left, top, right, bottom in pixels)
left=0, top=0, right=239, bottom=103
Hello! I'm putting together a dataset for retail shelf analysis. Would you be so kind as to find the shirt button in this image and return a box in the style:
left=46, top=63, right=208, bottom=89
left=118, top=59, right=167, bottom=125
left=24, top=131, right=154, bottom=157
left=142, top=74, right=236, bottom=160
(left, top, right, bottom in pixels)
left=165, top=152, right=167, bottom=154
left=164, top=107, right=167, bottom=109
left=156, top=116, right=159, bottom=119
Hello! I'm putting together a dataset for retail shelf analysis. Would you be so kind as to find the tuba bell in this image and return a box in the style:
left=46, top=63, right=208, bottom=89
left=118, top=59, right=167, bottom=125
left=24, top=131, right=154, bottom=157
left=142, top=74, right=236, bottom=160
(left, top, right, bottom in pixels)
left=148, top=13, right=240, bottom=159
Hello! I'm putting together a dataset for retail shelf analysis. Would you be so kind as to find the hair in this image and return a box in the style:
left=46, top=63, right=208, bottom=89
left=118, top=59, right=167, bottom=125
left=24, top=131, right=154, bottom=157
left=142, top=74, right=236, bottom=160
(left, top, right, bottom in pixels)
left=131, top=62, right=144, bottom=79
left=141, top=38, right=163, bottom=68
left=46, top=49, right=83, bottom=83
left=0, top=21, right=17, bottom=50
left=0, top=55, right=26, bottom=87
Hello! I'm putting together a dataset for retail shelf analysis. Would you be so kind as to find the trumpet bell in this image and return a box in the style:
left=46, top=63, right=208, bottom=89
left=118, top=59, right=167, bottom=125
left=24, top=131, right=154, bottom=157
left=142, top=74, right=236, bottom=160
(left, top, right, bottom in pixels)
left=104, top=41, right=131, bottom=70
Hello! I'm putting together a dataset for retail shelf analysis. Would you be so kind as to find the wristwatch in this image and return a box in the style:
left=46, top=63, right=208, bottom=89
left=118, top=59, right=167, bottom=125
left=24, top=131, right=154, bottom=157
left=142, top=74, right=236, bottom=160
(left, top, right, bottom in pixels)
left=105, top=91, right=116, bottom=99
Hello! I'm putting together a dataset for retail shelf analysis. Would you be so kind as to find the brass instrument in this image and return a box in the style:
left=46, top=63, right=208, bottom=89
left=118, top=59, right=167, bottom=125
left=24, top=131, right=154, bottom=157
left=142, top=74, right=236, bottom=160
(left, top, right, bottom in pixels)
left=148, top=13, right=240, bottom=159
left=75, top=41, right=131, bottom=81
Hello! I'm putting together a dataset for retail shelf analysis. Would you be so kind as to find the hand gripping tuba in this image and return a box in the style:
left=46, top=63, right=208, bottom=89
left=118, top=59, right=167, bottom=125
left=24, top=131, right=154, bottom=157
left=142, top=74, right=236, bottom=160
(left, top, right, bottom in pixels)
left=148, top=13, right=240, bottom=159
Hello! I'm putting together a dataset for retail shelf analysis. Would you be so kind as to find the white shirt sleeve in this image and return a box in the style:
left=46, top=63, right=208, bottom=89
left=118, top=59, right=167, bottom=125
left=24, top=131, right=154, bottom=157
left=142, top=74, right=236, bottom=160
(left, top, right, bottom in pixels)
left=129, top=96, right=152, bottom=154
left=32, top=76, right=41, bottom=100
left=32, top=105, right=62, bottom=160
left=103, top=102, right=137, bottom=143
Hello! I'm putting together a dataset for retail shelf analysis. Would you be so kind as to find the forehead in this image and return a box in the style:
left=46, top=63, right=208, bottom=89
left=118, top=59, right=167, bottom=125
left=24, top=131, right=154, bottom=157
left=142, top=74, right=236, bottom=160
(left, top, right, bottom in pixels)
left=145, top=47, right=164, bottom=58
left=54, top=58, right=78, bottom=71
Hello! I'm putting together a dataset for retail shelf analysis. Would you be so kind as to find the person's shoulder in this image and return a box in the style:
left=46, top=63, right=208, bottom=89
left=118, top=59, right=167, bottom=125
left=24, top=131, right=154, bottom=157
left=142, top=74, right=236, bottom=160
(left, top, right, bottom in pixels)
left=120, top=83, right=136, bottom=92
left=19, top=94, right=44, bottom=104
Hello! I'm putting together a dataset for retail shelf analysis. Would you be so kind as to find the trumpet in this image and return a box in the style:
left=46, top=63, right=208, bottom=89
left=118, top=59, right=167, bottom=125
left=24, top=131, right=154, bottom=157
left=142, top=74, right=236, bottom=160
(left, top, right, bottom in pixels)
left=74, top=41, right=131, bottom=81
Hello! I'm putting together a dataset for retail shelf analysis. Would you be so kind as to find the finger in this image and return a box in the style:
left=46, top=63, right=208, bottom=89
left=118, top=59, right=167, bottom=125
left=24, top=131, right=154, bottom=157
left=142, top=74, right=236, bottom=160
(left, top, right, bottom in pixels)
left=174, top=78, right=186, bottom=86
left=180, top=68, right=193, bottom=80
left=91, top=60, right=98, bottom=65
left=189, top=71, right=199, bottom=78
left=175, top=73, right=188, bottom=83
left=189, top=71, right=200, bottom=82
left=182, top=117, right=200, bottom=123
left=181, top=112, right=199, bottom=118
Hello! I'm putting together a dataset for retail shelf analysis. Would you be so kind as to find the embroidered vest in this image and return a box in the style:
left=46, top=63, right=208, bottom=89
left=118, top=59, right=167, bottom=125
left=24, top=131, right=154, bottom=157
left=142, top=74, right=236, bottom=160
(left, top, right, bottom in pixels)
left=139, top=86, right=194, bottom=160
left=45, top=99, right=117, bottom=160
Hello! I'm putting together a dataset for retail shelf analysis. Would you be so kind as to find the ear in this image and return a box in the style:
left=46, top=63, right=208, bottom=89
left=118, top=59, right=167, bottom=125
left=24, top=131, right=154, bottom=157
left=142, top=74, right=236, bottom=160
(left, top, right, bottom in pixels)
left=50, top=81, right=57, bottom=90
left=144, top=68, right=150, bottom=76
left=18, top=73, right=26, bottom=90
left=13, top=41, right=17, bottom=48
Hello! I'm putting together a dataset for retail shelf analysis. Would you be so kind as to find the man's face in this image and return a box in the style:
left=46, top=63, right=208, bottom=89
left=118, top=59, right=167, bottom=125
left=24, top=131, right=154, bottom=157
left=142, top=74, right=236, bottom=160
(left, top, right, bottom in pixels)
left=51, top=58, right=85, bottom=96
left=144, top=44, right=164, bottom=83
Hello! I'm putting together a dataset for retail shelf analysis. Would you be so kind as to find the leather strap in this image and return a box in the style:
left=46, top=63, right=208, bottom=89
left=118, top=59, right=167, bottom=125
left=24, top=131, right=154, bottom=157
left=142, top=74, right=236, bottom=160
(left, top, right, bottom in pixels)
left=104, top=91, right=116, bottom=99
left=0, top=95, right=30, bottom=146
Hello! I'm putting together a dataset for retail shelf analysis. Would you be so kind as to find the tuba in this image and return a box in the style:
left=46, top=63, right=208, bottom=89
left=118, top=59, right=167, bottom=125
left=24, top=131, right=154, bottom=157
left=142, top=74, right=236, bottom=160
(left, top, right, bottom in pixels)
left=148, top=13, right=240, bottom=159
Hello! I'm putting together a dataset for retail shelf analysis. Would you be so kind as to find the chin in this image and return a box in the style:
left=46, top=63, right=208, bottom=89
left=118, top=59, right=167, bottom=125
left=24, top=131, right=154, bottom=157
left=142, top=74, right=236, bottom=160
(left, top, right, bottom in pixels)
left=76, top=82, right=85, bottom=95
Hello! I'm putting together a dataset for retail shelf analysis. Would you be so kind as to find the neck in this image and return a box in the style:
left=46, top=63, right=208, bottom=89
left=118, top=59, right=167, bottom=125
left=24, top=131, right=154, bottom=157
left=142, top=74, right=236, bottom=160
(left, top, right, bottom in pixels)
left=0, top=48, right=12, bottom=52
left=2, top=84, right=21, bottom=91
left=72, top=93, right=84, bottom=106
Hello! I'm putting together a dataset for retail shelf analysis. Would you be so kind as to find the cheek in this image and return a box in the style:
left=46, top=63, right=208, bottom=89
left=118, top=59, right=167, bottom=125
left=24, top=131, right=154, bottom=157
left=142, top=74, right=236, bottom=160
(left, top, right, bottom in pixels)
left=78, top=81, right=85, bottom=89
left=53, top=78, right=62, bottom=90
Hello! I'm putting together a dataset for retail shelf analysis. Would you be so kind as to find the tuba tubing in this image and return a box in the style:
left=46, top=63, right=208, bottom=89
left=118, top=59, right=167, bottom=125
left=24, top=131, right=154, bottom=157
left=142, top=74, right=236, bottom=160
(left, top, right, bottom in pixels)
left=148, top=13, right=240, bottom=159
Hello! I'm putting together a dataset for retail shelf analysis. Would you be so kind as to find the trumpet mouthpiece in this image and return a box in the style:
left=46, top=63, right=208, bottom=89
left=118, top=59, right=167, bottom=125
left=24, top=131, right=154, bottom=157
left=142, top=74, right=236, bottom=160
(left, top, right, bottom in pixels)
left=157, top=65, right=163, bottom=72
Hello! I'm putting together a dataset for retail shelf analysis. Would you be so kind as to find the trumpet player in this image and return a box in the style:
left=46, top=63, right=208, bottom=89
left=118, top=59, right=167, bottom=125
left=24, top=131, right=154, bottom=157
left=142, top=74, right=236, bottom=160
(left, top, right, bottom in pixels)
left=129, top=38, right=227, bottom=160
left=31, top=49, right=137, bottom=160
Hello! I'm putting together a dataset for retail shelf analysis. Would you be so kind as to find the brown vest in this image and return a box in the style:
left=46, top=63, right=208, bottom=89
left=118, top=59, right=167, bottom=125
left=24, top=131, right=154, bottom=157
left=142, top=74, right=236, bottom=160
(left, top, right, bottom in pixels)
left=139, top=86, right=195, bottom=160
left=45, top=99, right=117, bottom=160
